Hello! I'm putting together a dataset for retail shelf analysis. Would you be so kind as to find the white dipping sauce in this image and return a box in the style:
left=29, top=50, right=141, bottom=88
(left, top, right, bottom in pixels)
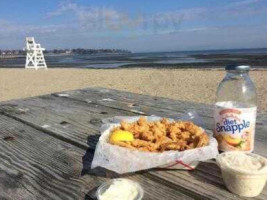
left=99, top=179, right=139, bottom=200
left=217, top=152, right=267, bottom=197
left=222, top=153, right=264, bottom=171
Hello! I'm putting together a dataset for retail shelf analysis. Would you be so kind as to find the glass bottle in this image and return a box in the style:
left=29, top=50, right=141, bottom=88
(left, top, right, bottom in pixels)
left=214, top=65, right=257, bottom=152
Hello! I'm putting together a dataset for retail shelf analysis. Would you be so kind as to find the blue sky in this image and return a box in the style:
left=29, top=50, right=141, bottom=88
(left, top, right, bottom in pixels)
left=0, top=0, right=267, bottom=52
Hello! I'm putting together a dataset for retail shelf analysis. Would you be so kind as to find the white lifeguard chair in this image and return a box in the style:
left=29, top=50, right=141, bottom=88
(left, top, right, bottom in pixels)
left=25, top=37, right=47, bottom=69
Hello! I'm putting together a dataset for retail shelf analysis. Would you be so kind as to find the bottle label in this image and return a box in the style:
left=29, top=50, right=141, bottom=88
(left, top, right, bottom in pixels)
left=214, top=105, right=257, bottom=152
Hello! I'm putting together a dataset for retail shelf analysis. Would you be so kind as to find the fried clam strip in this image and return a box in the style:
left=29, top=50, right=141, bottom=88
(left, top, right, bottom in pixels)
left=195, top=132, right=209, bottom=148
left=109, top=117, right=209, bottom=152
left=111, top=141, right=137, bottom=150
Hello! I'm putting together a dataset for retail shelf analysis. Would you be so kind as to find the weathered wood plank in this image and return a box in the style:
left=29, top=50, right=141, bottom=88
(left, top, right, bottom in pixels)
left=0, top=114, right=97, bottom=200
left=148, top=164, right=267, bottom=200
left=0, top=88, right=266, bottom=200
left=0, top=95, right=138, bottom=149
left=55, top=87, right=267, bottom=122
left=0, top=114, right=192, bottom=200
left=55, top=87, right=214, bottom=116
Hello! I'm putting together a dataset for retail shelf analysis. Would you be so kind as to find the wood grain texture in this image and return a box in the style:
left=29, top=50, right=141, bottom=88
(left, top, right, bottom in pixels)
left=0, top=87, right=266, bottom=200
left=0, top=114, right=191, bottom=200
left=0, top=114, right=96, bottom=200
left=59, top=87, right=267, bottom=123
left=0, top=95, right=137, bottom=150
left=3, top=86, right=265, bottom=130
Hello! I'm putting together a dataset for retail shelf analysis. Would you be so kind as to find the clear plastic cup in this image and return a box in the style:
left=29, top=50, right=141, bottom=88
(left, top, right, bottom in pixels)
left=216, top=151, right=267, bottom=197
left=96, top=178, right=144, bottom=200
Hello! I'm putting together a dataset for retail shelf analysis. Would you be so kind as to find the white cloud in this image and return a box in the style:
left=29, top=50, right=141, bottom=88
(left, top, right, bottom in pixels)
left=46, top=2, right=210, bottom=32
left=1, top=0, right=267, bottom=51
left=0, top=19, right=70, bottom=49
left=0, top=19, right=65, bottom=35
left=154, top=8, right=207, bottom=22
left=45, top=0, right=267, bottom=34
left=230, top=0, right=261, bottom=7
left=47, top=2, right=125, bottom=30
left=218, top=0, right=267, bottom=17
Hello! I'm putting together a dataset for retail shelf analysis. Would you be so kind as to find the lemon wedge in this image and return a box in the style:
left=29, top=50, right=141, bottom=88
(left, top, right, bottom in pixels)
left=109, top=130, right=134, bottom=144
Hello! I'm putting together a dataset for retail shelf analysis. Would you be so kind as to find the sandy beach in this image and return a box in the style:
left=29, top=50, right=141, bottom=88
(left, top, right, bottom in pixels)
left=0, top=68, right=266, bottom=111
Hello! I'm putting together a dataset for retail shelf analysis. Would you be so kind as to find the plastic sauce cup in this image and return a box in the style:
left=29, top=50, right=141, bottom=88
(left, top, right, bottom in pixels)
left=216, top=151, right=267, bottom=197
left=97, top=178, right=144, bottom=200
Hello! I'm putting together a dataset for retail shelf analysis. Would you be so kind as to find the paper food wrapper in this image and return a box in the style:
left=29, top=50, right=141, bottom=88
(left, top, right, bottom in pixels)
left=91, top=116, right=219, bottom=174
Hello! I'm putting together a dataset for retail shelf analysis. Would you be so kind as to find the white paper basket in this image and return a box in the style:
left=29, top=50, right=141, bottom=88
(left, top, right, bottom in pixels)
left=91, top=116, right=219, bottom=174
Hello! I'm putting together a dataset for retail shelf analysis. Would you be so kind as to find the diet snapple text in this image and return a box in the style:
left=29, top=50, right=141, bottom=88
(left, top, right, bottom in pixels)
left=216, top=119, right=250, bottom=134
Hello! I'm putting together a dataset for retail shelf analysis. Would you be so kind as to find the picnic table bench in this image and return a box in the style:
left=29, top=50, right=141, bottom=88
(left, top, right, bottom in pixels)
left=0, top=87, right=266, bottom=200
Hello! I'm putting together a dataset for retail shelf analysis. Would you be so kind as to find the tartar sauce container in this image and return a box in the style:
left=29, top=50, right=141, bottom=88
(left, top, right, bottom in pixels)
left=97, top=178, right=144, bottom=200
left=217, top=151, right=267, bottom=197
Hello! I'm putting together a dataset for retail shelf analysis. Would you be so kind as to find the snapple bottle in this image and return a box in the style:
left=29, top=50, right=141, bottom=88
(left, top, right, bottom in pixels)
left=214, top=65, right=257, bottom=152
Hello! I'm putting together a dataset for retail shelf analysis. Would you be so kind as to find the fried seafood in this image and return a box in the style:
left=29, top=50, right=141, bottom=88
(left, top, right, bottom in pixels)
left=109, top=117, right=209, bottom=152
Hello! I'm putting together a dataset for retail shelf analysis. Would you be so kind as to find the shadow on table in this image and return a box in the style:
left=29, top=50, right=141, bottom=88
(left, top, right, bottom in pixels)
left=81, top=146, right=139, bottom=178
left=82, top=135, right=142, bottom=199
left=188, top=161, right=227, bottom=190
left=86, top=135, right=99, bottom=150
left=81, top=148, right=117, bottom=178
left=84, top=186, right=98, bottom=200
left=82, top=135, right=105, bottom=178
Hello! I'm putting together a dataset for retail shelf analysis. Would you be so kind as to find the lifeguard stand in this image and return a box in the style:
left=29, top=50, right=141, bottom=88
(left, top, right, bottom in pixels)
left=25, top=37, right=47, bottom=69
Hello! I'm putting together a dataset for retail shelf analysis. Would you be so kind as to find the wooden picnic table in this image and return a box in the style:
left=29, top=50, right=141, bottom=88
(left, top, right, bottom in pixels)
left=0, top=87, right=266, bottom=200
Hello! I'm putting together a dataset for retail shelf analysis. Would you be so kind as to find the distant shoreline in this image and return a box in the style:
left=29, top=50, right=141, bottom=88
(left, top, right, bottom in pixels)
left=0, top=55, right=24, bottom=59
left=0, top=65, right=267, bottom=71
left=1, top=51, right=267, bottom=69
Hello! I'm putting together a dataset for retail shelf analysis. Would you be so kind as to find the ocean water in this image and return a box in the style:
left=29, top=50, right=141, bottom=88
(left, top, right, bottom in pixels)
left=1, top=48, right=267, bottom=69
